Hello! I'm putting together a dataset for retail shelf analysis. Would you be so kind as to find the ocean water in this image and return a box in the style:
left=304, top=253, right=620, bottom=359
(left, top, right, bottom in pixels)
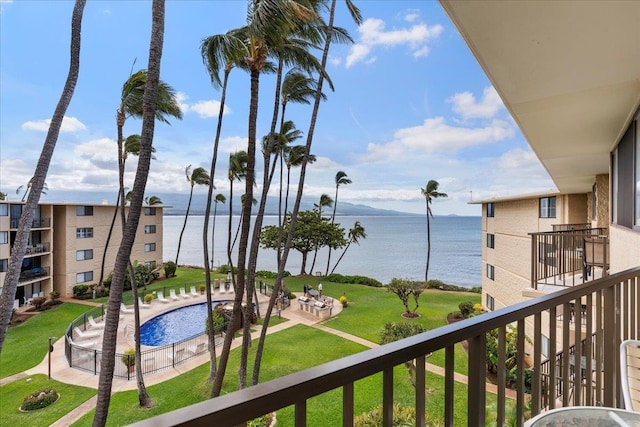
left=162, top=215, right=481, bottom=288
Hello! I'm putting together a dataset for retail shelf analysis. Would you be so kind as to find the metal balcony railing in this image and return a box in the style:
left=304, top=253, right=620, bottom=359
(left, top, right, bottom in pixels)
left=11, top=242, right=50, bottom=256
left=18, top=266, right=49, bottom=282
left=530, top=227, right=609, bottom=289
left=9, top=217, right=51, bottom=229
left=130, top=266, right=640, bottom=427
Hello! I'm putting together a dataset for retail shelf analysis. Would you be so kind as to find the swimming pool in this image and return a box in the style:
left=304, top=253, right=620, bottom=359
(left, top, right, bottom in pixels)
left=140, top=301, right=227, bottom=346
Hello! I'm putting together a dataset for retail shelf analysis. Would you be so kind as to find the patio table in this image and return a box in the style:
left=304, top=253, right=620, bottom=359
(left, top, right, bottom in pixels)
left=525, top=406, right=640, bottom=426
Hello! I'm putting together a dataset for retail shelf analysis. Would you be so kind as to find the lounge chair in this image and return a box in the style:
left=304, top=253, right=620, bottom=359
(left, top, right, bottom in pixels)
left=188, top=341, right=208, bottom=355
left=228, top=283, right=235, bottom=293
left=74, top=326, right=101, bottom=340
left=620, top=339, right=640, bottom=411
left=157, top=291, right=169, bottom=303
left=219, top=282, right=226, bottom=294
left=190, top=286, right=199, bottom=297
left=169, top=348, right=186, bottom=364
left=138, top=297, right=152, bottom=309
left=120, top=303, right=134, bottom=314
left=169, top=289, right=180, bottom=301
left=88, top=316, right=105, bottom=329
left=179, top=288, right=190, bottom=299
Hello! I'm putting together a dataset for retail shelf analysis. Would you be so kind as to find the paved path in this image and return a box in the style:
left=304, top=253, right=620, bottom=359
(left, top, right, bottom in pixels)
left=4, top=292, right=516, bottom=425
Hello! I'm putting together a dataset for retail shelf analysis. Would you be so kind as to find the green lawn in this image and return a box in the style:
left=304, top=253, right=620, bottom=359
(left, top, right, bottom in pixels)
left=0, top=302, right=91, bottom=378
left=1, top=267, right=486, bottom=426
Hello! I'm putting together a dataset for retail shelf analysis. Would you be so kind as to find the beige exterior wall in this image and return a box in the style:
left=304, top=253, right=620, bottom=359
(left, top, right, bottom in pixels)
left=609, top=224, right=640, bottom=274
left=1, top=202, right=164, bottom=301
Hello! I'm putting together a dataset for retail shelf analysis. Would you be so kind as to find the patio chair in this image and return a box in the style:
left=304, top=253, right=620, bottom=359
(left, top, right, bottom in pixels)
left=169, top=348, right=186, bottom=364
left=74, top=326, right=101, bottom=340
left=120, top=303, right=134, bottom=314
left=157, top=291, right=170, bottom=303
left=138, top=297, right=152, bottom=309
left=219, top=282, right=226, bottom=294
left=620, top=339, right=640, bottom=411
left=169, top=289, right=180, bottom=301
left=190, top=286, right=199, bottom=297
left=88, top=316, right=105, bottom=329
left=180, top=288, right=190, bottom=299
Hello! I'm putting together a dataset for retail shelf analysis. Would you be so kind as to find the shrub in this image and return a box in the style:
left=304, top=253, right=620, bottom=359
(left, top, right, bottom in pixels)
left=49, top=290, right=60, bottom=301
left=73, top=284, right=90, bottom=297
left=164, top=261, right=177, bottom=278
left=354, top=402, right=417, bottom=427
left=199, top=284, right=206, bottom=293
left=459, top=301, right=475, bottom=318
left=325, top=273, right=382, bottom=287
left=31, top=297, right=47, bottom=309
left=247, top=413, right=273, bottom=427
left=217, top=264, right=237, bottom=274
left=339, top=295, right=348, bottom=307
left=205, top=305, right=226, bottom=336
left=256, top=270, right=291, bottom=279
left=21, top=387, right=58, bottom=411
left=144, top=293, right=154, bottom=304
left=121, top=348, right=136, bottom=367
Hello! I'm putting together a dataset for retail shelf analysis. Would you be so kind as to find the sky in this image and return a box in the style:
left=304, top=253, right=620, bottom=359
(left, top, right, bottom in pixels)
left=0, top=0, right=557, bottom=216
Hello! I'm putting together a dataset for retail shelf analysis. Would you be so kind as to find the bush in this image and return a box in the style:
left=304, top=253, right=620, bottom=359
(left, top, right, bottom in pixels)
left=354, top=402, right=418, bottom=427
left=49, top=290, right=60, bottom=301
left=325, top=273, right=382, bottom=287
left=217, top=264, right=237, bottom=274
left=339, top=295, right=348, bottom=307
left=144, top=293, right=154, bottom=304
left=425, top=279, right=481, bottom=293
left=121, top=348, right=136, bottom=367
left=73, top=284, right=90, bottom=297
left=255, top=270, right=291, bottom=279
left=164, top=261, right=177, bottom=278
left=247, top=413, right=273, bottom=427
left=31, top=297, right=47, bottom=309
left=21, top=387, right=58, bottom=411
left=459, top=301, right=475, bottom=318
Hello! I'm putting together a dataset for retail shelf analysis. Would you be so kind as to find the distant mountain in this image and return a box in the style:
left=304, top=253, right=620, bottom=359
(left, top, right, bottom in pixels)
left=38, top=190, right=419, bottom=217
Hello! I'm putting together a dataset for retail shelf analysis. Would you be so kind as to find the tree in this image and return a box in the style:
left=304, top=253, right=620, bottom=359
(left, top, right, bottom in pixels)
left=16, top=177, right=48, bottom=202
left=93, top=1, right=165, bottom=423
left=144, top=195, right=162, bottom=205
left=309, top=193, right=333, bottom=273
left=330, top=220, right=366, bottom=274
left=0, top=0, right=86, bottom=353
left=387, top=278, right=426, bottom=318
left=421, top=180, right=447, bottom=282
left=325, top=170, right=351, bottom=275
left=261, top=210, right=345, bottom=275
left=175, top=165, right=210, bottom=265
left=380, top=322, right=426, bottom=388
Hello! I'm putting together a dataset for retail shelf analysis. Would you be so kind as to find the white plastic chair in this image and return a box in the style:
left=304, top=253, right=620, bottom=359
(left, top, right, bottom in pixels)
left=74, top=326, right=101, bottom=340
left=179, top=288, right=190, bottom=299
left=138, top=297, right=152, bottom=309
left=190, top=286, right=199, bottom=297
left=157, top=291, right=169, bottom=303
left=620, top=339, right=640, bottom=411
left=169, top=289, right=180, bottom=301
left=88, top=316, right=105, bottom=329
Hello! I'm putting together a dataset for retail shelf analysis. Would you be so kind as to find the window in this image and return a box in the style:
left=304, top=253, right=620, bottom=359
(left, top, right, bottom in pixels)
left=486, top=233, right=495, bottom=249
left=145, top=260, right=157, bottom=269
left=145, top=207, right=156, bottom=216
left=144, top=243, right=156, bottom=252
left=486, top=203, right=495, bottom=218
left=485, top=294, right=495, bottom=311
left=0, top=259, right=7, bottom=273
left=76, top=271, right=93, bottom=283
left=0, top=231, right=7, bottom=245
left=613, top=121, right=635, bottom=228
left=76, top=206, right=93, bottom=216
left=0, top=204, right=7, bottom=216
left=539, top=196, right=556, bottom=218
left=635, top=118, right=640, bottom=227
left=541, top=335, right=550, bottom=358
left=76, top=249, right=93, bottom=261
left=76, top=227, right=93, bottom=238
left=144, top=225, right=156, bottom=234
left=486, top=264, right=495, bottom=280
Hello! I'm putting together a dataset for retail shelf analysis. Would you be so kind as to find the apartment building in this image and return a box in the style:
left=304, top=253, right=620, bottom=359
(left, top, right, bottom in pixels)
left=0, top=201, right=164, bottom=306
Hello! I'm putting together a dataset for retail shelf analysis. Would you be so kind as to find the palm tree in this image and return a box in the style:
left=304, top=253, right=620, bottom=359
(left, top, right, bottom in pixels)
left=325, top=170, right=351, bottom=275
left=144, top=195, right=162, bottom=205
left=310, top=193, right=333, bottom=273
left=421, top=180, right=448, bottom=282
left=251, top=0, right=361, bottom=386
left=175, top=165, right=210, bottom=265
left=0, top=0, right=86, bottom=353
left=93, top=1, right=165, bottom=424
left=16, top=178, right=48, bottom=202
left=330, top=220, right=366, bottom=274
left=210, top=193, right=226, bottom=269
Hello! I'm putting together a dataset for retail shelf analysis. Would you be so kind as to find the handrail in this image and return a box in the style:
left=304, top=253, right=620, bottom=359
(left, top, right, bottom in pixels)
left=130, top=266, right=640, bottom=427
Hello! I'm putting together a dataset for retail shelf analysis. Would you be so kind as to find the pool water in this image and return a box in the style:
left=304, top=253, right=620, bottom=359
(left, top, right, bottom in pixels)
left=140, top=301, right=227, bottom=346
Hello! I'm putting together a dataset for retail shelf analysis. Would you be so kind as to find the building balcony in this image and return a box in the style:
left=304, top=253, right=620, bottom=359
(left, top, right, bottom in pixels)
left=131, top=266, right=640, bottom=427
left=529, top=226, right=609, bottom=291
left=9, top=217, right=51, bottom=229
left=18, top=266, right=50, bottom=283
left=11, top=242, right=50, bottom=256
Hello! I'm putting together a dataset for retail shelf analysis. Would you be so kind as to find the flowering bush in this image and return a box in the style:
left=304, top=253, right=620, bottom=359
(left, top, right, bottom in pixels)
left=21, top=387, right=58, bottom=411
left=339, top=295, right=348, bottom=307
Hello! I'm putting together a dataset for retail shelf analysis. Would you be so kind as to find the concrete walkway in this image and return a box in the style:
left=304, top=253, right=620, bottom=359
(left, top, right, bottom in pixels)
left=4, top=292, right=515, bottom=425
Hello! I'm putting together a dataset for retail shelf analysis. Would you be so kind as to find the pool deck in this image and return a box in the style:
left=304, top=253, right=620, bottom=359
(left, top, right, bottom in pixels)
left=16, top=289, right=344, bottom=394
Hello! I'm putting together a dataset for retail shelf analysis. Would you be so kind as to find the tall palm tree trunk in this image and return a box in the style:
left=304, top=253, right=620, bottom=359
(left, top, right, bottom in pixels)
left=0, top=0, right=86, bottom=352
left=175, top=186, right=195, bottom=265
left=331, top=241, right=351, bottom=275
left=93, top=1, right=164, bottom=424
left=97, top=192, right=120, bottom=292
left=425, top=208, right=431, bottom=282
left=202, top=67, right=230, bottom=383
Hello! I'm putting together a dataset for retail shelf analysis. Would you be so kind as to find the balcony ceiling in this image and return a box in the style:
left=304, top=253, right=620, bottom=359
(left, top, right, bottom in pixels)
left=441, top=0, right=640, bottom=193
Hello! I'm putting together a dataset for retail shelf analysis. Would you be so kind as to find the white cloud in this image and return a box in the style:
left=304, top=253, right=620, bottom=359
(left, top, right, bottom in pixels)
left=176, top=92, right=231, bottom=118
left=362, top=117, right=514, bottom=161
left=346, top=17, right=443, bottom=68
left=21, top=116, right=87, bottom=132
left=448, top=86, right=504, bottom=120
left=403, top=10, right=420, bottom=23
left=74, top=138, right=118, bottom=170
left=219, top=136, right=247, bottom=154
